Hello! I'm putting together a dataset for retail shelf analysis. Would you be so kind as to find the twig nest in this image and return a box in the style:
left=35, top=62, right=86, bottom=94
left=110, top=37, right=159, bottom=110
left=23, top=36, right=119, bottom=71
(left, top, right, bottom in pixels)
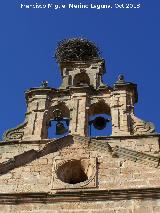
left=54, top=38, right=101, bottom=63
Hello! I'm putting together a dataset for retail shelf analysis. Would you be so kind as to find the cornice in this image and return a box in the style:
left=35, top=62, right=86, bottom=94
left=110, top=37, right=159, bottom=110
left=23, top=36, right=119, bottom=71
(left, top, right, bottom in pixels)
left=0, top=188, right=160, bottom=204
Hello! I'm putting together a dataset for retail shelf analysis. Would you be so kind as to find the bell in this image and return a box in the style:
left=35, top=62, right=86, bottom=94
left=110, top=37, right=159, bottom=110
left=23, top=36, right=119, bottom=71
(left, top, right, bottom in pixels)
left=56, top=122, right=68, bottom=135
left=53, top=109, right=62, bottom=121
left=93, top=116, right=109, bottom=130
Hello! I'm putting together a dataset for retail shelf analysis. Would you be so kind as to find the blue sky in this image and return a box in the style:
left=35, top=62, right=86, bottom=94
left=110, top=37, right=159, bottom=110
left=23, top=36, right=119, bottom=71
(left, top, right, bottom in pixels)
left=0, top=0, right=160, bottom=139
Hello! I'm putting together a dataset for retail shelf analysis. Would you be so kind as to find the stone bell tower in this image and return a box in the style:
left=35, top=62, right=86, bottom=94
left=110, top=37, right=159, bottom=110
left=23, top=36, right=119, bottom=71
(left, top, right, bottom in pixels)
left=1, top=38, right=160, bottom=213
left=4, top=38, right=154, bottom=141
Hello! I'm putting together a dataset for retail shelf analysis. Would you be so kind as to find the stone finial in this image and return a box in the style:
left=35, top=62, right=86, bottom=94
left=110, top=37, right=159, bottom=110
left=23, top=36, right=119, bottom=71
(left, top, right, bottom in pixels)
left=41, top=80, right=48, bottom=88
left=116, top=74, right=125, bottom=84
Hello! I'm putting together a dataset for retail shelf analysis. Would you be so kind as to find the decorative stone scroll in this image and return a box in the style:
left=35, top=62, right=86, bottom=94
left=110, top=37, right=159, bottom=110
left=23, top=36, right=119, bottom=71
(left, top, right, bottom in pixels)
left=131, top=114, right=156, bottom=135
left=3, top=122, right=27, bottom=141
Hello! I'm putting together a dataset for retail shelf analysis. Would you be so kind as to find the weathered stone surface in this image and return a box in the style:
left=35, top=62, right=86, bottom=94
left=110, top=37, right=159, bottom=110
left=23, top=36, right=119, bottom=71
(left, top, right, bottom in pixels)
left=3, top=58, right=156, bottom=140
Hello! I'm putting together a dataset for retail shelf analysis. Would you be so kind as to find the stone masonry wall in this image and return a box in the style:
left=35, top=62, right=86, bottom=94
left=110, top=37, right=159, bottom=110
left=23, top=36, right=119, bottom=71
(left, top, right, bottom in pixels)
left=0, top=136, right=159, bottom=192
left=0, top=135, right=160, bottom=212
left=1, top=200, right=160, bottom=213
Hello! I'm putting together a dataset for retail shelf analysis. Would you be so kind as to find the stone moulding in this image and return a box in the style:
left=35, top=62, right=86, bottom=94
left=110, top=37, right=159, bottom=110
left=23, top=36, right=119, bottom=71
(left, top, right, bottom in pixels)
left=112, top=146, right=160, bottom=168
left=0, top=136, right=72, bottom=176
left=3, top=121, right=27, bottom=141
left=0, top=188, right=160, bottom=204
left=87, top=136, right=160, bottom=168
left=52, top=157, right=97, bottom=190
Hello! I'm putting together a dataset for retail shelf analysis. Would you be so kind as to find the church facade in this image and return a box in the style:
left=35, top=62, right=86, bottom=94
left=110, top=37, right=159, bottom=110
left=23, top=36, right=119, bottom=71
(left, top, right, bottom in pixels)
left=0, top=38, right=160, bottom=213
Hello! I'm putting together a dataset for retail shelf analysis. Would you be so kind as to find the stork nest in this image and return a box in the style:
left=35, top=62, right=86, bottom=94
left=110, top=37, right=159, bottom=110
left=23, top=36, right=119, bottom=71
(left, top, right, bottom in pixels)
left=54, top=38, right=101, bottom=63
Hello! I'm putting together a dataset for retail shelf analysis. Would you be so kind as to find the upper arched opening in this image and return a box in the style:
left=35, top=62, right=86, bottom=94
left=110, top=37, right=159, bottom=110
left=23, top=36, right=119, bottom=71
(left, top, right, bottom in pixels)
left=73, top=72, right=90, bottom=86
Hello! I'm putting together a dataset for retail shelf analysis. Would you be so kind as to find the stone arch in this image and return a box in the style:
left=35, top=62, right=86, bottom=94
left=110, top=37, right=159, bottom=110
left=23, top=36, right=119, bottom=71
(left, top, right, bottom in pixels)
left=73, top=72, right=90, bottom=86
left=88, top=100, right=111, bottom=136
left=89, top=100, right=110, bottom=116
left=49, top=102, right=70, bottom=120
left=47, top=102, right=70, bottom=138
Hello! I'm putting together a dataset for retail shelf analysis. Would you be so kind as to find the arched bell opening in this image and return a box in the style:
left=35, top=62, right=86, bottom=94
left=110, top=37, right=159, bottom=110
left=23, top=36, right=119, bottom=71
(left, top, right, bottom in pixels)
left=48, top=103, right=70, bottom=139
left=88, top=101, right=112, bottom=137
left=73, top=72, right=90, bottom=86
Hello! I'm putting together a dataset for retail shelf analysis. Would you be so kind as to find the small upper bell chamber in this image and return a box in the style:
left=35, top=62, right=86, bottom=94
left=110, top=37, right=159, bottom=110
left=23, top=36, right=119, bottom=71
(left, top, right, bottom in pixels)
left=54, top=38, right=107, bottom=89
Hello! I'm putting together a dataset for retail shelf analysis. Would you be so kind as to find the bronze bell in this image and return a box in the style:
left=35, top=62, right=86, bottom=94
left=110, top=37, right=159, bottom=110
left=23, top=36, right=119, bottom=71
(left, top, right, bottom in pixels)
left=92, top=116, right=109, bottom=130
left=56, top=122, right=68, bottom=135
